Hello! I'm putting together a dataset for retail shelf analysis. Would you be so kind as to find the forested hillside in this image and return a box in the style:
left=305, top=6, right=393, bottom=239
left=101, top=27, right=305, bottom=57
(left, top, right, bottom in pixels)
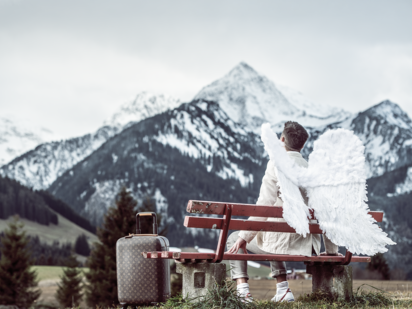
left=0, top=176, right=95, bottom=233
left=49, top=101, right=266, bottom=247
left=0, top=176, right=57, bottom=225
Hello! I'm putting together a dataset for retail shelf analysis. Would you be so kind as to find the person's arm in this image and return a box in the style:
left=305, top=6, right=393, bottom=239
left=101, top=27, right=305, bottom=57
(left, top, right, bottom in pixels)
left=237, top=160, right=279, bottom=244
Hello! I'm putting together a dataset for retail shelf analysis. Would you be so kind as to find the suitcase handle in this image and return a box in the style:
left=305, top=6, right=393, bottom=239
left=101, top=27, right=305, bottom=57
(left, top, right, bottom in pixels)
left=136, top=212, right=158, bottom=234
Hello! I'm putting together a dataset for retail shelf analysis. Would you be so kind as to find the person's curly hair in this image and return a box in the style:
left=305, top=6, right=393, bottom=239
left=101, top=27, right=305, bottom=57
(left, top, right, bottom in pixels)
left=282, top=121, right=309, bottom=151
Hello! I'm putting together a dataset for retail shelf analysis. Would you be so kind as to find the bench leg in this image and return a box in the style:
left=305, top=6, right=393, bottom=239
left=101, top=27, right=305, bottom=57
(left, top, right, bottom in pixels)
left=306, top=264, right=353, bottom=300
left=176, top=263, right=226, bottom=302
left=333, top=265, right=353, bottom=300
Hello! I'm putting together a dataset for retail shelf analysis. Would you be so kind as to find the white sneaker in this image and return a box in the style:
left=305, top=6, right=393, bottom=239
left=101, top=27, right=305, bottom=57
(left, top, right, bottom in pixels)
left=271, top=288, right=295, bottom=302
left=241, top=292, right=254, bottom=303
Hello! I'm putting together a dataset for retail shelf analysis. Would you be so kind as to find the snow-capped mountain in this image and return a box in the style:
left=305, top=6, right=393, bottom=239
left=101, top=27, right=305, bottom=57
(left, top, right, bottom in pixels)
left=0, top=93, right=180, bottom=190
left=0, top=117, right=57, bottom=166
left=49, top=100, right=266, bottom=246
left=0, top=125, right=119, bottom=190
left=303, top=100, right=412, bottom=179
left=194, top=62, right=351, bottom=132
left=104, top=92, right=181, bottom=129
left=2, top=62, right=411, bottom=277
left=349, top=100, right=412, bottom=178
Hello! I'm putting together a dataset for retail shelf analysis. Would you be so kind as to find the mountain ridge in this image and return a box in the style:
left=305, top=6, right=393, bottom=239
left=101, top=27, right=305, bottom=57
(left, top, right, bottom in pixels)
left=1, top=62, right=411, bottom=277
left=194, top=62, right=351, bottom=132
left=0, top=93, right=180, bottom=190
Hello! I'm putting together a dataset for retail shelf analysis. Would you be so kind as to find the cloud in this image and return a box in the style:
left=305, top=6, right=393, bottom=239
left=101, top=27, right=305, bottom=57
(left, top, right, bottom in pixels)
left=0, top=0, right=411, bottom=139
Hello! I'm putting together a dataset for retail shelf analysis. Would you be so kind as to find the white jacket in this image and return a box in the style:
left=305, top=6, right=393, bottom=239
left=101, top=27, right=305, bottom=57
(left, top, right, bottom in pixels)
left=238, top=152, right=338, bottom=256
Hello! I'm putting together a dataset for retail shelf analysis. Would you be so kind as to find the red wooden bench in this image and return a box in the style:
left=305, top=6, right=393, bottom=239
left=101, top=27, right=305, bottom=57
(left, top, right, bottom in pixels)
left=142, top=200, right=384, bottom=300
left=143, top=200, right=382, bottom=264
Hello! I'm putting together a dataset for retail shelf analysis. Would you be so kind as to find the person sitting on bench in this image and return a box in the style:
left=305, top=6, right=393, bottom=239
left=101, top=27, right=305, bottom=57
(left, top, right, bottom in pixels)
left=226, top=121, right=340, bottom=303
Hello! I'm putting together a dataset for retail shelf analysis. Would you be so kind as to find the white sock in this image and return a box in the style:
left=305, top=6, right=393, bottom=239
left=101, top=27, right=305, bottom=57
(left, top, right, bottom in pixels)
left=237, top=283, right=250, bottom=296
left=276, top=281, right=289, bottom=296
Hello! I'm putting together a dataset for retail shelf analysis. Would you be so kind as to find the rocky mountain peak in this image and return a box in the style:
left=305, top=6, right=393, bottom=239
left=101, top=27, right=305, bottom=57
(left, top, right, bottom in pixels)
left=105, top=92, right=181, bottom=129
left=363, top=100, right=412, bottom=130
left=225, top=62, right=261, bottom=81
left=0, top=117, right=57, bottom=167
left=194, top=63, right=351, bottom=132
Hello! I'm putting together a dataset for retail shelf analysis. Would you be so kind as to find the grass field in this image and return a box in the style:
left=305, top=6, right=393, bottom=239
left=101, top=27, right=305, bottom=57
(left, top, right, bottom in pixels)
left=249, top=279, right=412, bottom=300
left=34, top=266, right=89, bottom=307
left=0, top=211, right=98, bottom=245
left=33, top=266, right=411, bottom=308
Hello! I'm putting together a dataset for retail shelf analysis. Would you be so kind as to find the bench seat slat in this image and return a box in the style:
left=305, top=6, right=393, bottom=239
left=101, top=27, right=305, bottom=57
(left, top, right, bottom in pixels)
left=187, top=200, right=384, bottom=222
left=184, top=216, right=323, bottom=234
left=142, top=251, right=371, bottom=263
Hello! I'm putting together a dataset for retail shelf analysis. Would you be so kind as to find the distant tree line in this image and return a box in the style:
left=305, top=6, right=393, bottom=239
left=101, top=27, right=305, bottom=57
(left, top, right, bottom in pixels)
left=0, top=175, right=96, bottom=233
left=0, top=232, right=91, bottom=266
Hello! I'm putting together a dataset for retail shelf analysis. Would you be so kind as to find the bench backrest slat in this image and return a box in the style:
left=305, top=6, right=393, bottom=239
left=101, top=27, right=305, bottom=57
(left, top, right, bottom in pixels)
left=184, top=216, right=324, bottom=234
left=187, top=200, right=383, bottom=222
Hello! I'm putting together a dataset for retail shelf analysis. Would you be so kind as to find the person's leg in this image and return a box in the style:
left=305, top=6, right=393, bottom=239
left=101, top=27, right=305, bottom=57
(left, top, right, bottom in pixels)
left=245, top=240, right=294, bottom=302
left=270, top=261, right=287, bottom=282
left=226, top=231, right=253, bottom=302
left=226, top=231, right=249, bottom=283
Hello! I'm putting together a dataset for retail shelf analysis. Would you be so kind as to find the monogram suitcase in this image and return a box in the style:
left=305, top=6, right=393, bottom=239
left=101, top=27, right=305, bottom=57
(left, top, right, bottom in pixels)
left=116, top=212, right=170, bottom=307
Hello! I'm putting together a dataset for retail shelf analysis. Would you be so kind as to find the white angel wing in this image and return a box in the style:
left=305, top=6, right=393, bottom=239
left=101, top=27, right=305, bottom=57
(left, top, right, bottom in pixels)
left=260, top=123, right=311, bottom=236
left=260, top=124, right=395, bottom=255
left=306, top=129, right=396, bottom=255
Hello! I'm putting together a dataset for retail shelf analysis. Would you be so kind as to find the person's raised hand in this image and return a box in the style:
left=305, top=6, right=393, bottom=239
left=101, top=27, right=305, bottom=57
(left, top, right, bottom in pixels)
left=226, top=237, right=248, bottom=254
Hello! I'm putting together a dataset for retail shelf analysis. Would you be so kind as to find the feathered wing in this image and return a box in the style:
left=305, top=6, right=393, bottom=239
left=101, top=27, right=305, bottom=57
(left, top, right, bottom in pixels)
left=260, top=123, right=311, bottom=236
left=260, top=124, right=395, bottom=255
left=305, top=129, right=396, bottom=255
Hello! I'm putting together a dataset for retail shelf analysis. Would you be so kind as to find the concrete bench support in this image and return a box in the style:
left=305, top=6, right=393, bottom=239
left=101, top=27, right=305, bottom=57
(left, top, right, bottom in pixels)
left=306, top=264, right=353, bottom=300
left=176, top=262, right=226, bottom=302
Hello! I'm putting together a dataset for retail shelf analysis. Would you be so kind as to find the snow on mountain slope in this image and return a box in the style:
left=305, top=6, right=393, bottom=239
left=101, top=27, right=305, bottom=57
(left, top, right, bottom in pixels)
left=194, top=62, right=351, bottom=132
left=303, top=100, right=412, bottom=179
left=104, top=92, right=181, bottom=129
left=0, top=117, right=57, bottom=166
left=343, top=100, right=412, bottom=178
left=275, top=84, right=350, bottom=126
left=392, top=166, right=412, bottom=196
left=0, top=125, right=119, bottom=190
left=0, top=93, right=180, bottom=190
left=49, top=100, right=265, bottom=230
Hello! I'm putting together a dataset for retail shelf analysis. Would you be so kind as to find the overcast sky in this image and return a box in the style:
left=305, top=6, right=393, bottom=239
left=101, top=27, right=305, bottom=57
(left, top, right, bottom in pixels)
left=1, top=0, right=411, bottom=139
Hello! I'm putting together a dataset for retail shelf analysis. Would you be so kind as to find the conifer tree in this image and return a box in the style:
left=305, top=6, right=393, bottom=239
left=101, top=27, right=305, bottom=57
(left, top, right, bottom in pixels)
left=74, top=234, right=91, bottom=256
left=0, top=216, right=40, bottom=307
left=84, top=187, right=138, bottom=307
left=55, top=254, right=83, bottom=308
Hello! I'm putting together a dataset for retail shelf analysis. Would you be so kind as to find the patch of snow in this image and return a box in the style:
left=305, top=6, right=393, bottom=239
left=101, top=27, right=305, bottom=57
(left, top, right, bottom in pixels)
left=216, top=163, right=252, bottom=187
left=154, top=188, right=168, bottom=220
left=112, top=153, right=118, bottom=164
left=393, top=167, right=412, bottom=195
left=404, top=139, right=412, bottom=147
